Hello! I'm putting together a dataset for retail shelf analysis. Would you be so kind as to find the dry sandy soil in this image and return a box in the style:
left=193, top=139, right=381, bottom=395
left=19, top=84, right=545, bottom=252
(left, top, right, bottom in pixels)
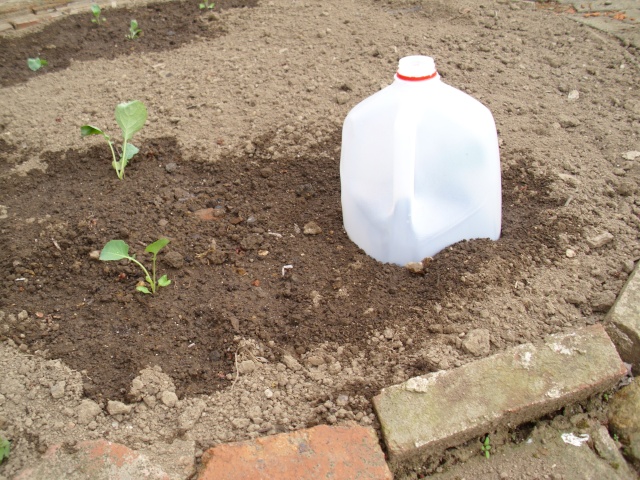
left=1, top=0, right=639, bottom=478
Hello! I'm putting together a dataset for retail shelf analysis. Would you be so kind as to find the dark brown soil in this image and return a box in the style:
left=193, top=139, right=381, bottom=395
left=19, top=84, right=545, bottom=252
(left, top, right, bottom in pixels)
left=0, top=0, right=257, bottom=88
left=0, top=125, right=573, bottom=402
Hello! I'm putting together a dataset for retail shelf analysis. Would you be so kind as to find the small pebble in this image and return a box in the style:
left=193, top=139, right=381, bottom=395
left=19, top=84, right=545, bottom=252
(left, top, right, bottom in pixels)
left=405, top=262, right=423, bottom=274
left=586, top=232, right=613, bottom=249
left=303, top=221, right=322, bottom=235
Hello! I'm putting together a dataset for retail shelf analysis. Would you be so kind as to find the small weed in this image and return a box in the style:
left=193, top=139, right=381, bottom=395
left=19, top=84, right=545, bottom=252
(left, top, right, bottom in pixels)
left=80, top=100, right=147, bottom=180
left=199, top=1, right=215, bottom=9
left=480, top=435, right=491, bottom=459
left=100, top=238, right=171, bottom=294
left=126, top=19, right=141, bottom=39
left=91, top=4, right=106, bottom=24
left=27, top=57, right=48, bottom=71
left=0, top=435, right=10, bottom=464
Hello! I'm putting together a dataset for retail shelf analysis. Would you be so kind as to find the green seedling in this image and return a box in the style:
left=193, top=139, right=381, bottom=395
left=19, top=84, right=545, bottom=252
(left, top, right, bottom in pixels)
left=0, top=435, right=9, bottom=464
left=126, top=19, right=141, bottom=39
left=480, top=435, right=491, bottom=459
left=199, top=1, right=215, bottom=9
left=80, top=100, right=147, bottom=180
left=99, top=238, right=171, bottom=294
left=91, top=4, right=106, bottom=24
left=27, top=57, right=48, bottom=71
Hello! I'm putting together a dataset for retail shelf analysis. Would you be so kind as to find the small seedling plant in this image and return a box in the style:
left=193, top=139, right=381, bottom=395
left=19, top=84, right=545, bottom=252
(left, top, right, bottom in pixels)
left=199, top=1, right=215, bottom=9
left=80, top=100, right=147, bottom=180
left=91, top=4, right=106, bottom=24
left=99, top=238, right=171, bottom=294
left=480, top=435, right=491, bottom=459
left=27, top=57, right=47, bottom=71
left=126, top=19, right=141, bottom=39
left=0, top=435, right=9, bottom=464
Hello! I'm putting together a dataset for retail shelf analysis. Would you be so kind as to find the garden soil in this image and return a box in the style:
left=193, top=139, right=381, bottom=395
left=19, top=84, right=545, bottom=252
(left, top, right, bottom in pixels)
left=0, top=0, right=639, bottom=478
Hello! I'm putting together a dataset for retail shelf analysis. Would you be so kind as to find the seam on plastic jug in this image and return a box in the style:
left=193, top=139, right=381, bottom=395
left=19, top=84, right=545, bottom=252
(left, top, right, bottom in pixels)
left=395, top=71, right=438, bottom=82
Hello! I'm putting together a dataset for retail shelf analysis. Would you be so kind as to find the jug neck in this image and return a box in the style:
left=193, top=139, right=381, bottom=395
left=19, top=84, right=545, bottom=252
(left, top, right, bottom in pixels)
left=395, top=71, right=438, bottom=82
left=395, top=55, right=439, bottom=82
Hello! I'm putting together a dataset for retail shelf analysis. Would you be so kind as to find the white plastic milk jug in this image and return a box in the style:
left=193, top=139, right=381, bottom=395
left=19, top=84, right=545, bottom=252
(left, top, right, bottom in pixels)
left=340, top=55, right=502, bottom=266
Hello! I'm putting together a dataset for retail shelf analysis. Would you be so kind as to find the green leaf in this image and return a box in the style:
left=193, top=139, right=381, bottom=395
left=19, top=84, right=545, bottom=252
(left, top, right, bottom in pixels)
left=136, top=285, right=151, bottom=294
left=158, top=275, right=171, bottom=287
left=99, top=240, right=131, bottom=261
left=80, top=125, right=105, bottom=137
left=123, top=143, right=139, bottom=162
left=145, top=238, right=170, bottom=255
left=115, top=101, right=147, bottom=142
left=91, top=4, right=101, bottom=16
left=0, top=436, right=10, bottom=464
left=27, top=58, right=44, bottom=71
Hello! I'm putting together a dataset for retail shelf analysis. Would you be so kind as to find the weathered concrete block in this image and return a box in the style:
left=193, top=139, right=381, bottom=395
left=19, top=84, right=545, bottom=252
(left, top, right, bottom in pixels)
left=198, top=425, right=392, bottom=480
left=373, top=325, right=626, bottom=469
left=608, top=380, right=640, bottom=466
left=605, top=262, right=640, bottom=373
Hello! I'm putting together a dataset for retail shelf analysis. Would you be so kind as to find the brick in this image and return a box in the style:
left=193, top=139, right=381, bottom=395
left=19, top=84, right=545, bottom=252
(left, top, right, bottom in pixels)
left=55, top=0, right=94, bottom=15
left=198, top=424, right=392, bottom=480
left=373, top=325, right=626, bottom=469
left=14, top=440, right=170, bottom=480
left=605, top=262, right=640, bottom=373
left=31, top=6, right=56, bottom=14
left=9, top=14, right=41, bottom=29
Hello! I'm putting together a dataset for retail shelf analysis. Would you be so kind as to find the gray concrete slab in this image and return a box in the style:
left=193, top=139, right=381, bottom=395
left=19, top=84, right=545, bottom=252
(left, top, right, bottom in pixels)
left=606, top=262, right=640, bottom=374
left=373, top=325, right=626, bottom=469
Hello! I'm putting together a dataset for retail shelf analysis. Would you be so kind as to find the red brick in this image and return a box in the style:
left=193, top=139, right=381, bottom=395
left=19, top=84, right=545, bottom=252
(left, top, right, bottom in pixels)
left=14, top=440, right=170, bottom=480
left=9, top=15, right=41, bottom=30
left=198, top=424, right=393, bottom=480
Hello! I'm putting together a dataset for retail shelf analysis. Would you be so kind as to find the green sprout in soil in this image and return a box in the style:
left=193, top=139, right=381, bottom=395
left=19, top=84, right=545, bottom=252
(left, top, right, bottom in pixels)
left=199, top=1, right=215, bottom=9
left=27, top=57, right=48, bottom=71
left=91, top=4, right=106, bottom=24
left=126, top=19, right=141, bottom=39
left=99, top=238, right=171, bottom=294
left=480, top=435, right=491, bottom=459
left=0, top=435, right=10, bottom=464
left=80, top=100, right=147, bottom=180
